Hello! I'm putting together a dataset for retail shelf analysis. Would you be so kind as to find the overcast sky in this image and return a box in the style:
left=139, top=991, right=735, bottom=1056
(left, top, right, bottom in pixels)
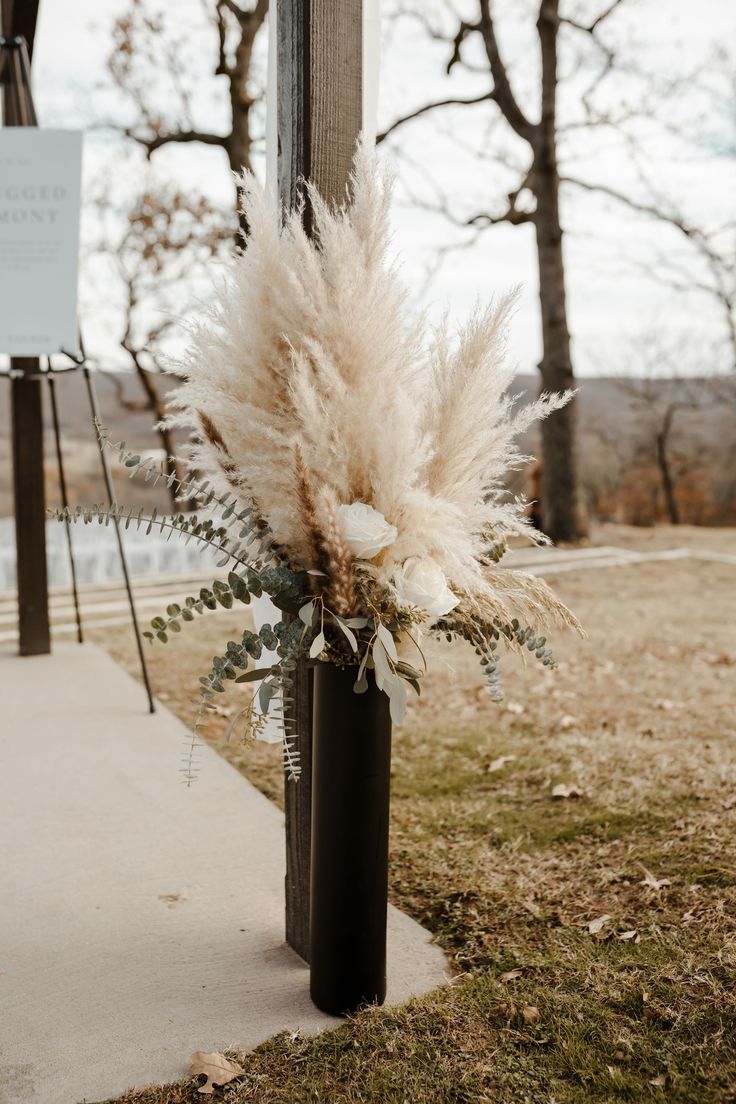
left=29, top=0, right=736, bottom=378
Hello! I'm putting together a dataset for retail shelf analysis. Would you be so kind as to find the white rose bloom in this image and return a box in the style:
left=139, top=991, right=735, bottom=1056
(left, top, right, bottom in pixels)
left=394, top=557, right=459, bottom=618
left=337, top=502, right=398, bottom=560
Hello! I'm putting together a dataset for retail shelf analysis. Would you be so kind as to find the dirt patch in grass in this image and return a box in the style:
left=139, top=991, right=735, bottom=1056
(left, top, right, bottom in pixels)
left=93, top=526, right=736, bottom=1102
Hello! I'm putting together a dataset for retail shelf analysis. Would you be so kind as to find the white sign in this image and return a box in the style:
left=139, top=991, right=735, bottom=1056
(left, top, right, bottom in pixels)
left=0, top=128, right=83, bottom=356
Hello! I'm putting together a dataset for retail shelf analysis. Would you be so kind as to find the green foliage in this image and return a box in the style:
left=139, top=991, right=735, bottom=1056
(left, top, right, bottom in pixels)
left=434, top=614, right=555, bottom=702
left=48, top=424, right=313, bottom=785
left=95, top=421, right=284, bottom=567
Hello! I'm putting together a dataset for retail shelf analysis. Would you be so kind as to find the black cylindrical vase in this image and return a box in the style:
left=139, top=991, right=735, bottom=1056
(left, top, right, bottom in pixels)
left=309, top=661, right=392, bottom=1016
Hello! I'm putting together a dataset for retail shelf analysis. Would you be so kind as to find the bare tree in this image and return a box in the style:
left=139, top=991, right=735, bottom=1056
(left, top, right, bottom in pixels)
left=86, top=177, right=233, bottom=506
left=613, top=336, right=729, bottom=526
left=379, top=1, right=732, bottom=540
left=81, top=0, right=268, bottom=481
left=108, top=0, right=268, bottom=229
left=379, top=0, right=639, bottom=543
left=573, top=49, right=736, bottom=371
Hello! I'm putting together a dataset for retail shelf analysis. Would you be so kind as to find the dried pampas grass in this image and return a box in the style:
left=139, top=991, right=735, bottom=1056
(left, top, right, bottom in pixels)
left=168, top=143, right=575, bottom=638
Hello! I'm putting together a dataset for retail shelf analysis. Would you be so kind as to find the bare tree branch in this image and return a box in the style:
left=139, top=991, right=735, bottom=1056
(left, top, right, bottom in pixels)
left=561, top=0, right=626, bottom=36
left=478, top=0, right=536, bottom=142
left=377, top=92, right=494, bottom=142
left=125, top=127, right=229, bottom=158
left=446, top=20, right=480, bottom=72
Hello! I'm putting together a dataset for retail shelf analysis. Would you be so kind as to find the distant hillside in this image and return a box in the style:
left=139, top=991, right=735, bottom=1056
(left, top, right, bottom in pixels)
left=0, top=369, right=731, bottom=523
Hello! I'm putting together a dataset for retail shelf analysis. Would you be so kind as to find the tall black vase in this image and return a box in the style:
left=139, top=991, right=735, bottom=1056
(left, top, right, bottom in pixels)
left=309, top=661, right=392, bottom=1016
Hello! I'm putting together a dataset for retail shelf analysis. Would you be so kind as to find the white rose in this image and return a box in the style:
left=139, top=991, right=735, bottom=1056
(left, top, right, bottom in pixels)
left=393, top=557, right=459, bottom=618
left=338, top=502, right=398, bottom=560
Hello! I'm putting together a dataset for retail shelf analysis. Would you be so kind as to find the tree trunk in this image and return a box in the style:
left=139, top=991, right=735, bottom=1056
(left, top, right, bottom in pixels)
left=225, top=6, right=264, bottom=240
left=656, top=408, right=680, bottom=524
left=534, top=199, right=586, bottom=543
left=125, top=351, right=188, bottom=511
left=534, top=0, right=587, bottom=544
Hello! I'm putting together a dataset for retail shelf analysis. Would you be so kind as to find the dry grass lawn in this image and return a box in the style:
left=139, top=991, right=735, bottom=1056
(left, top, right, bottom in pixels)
left=94, top=525, right=736, bottom=1103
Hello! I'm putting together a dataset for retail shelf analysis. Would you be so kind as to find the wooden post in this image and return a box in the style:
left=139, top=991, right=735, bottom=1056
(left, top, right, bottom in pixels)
left=277, top=0, right=363, bottom=961
left=1, top=7, right=50, bottom=656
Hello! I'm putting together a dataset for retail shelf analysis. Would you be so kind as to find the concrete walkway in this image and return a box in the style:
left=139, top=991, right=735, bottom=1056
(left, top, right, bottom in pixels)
left=0, top=644, right=448, bottom=1104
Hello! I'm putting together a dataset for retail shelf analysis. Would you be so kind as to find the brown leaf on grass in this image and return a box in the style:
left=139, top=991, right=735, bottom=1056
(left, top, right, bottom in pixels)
left=522, top=1005, right=540, bottom=1024
left=618, top=929, right=639, bottom=942
left=189, top=1051, right=245, bottom=1095
left=506, top=1030, right=550, bottom=1046
left=522, top=896, right=542, bottom=919
left=640, top=869, right=671, bottom=891
left=649, top=1073, right=667, bottom=1087
left=588, top=914, right=611, bottom=935
left=552, top=783, right=585, bottom=799
left=500, top=968, right=523, bottom=982
left=487, top=755, right=516, bottom=772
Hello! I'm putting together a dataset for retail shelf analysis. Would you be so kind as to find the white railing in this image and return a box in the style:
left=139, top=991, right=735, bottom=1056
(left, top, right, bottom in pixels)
left=0, top=516, right=219, bottom=593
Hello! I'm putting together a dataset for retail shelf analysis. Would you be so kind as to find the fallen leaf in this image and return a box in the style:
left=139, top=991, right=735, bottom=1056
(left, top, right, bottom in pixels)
left=588, top=914, right=611, bottom=935
left=189, top=1051, right=245, bottom=1095
left=640, top=869, right=671, bottom=891
left=508, top=1031, right=550, bottom=1046
left=649, top=1073, right=667, bottom=1087
left=522, top=1005, right=540, bottom=1024
left=505, top=701, right=524, bottom=715
left=522, top=896, right=542, bottom=919
left=488, top=755, right=516, bottom=772
left=158, top=893, right=184, bottom=909
left=552, top=783, right=585, bottom=799
left=500, top=968, right=523, bottom=982
left=618, top=929, right=639, bottom=942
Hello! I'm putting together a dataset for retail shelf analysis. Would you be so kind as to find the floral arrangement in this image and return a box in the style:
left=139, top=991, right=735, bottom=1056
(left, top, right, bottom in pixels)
left=54, top=149, right=580, bottom=782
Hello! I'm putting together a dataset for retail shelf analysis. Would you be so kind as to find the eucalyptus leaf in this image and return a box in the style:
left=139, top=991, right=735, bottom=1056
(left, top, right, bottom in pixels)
left=376, top=622, right=398, bottom=662
left=372, top=640, right=393, bottom=691
left=299, top=600, right=316, bottom=626
left=353, top=671, right=369, bottom=694
left=234, top=666, right=276, bottom=683
left=388, top=677, right=407, bottom=724
left=258, top=681, right=275, bottom=714
left=332, top=615, right=358, bottom=652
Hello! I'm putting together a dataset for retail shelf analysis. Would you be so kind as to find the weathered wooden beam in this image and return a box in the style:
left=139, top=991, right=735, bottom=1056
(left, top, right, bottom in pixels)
left=277, top=0, right=363, bottom=962
left=1, top=26, right=50, bottom=656
left=1, top=0, right=39, bottom=56
left=11, top=365, right=50, bottom=656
